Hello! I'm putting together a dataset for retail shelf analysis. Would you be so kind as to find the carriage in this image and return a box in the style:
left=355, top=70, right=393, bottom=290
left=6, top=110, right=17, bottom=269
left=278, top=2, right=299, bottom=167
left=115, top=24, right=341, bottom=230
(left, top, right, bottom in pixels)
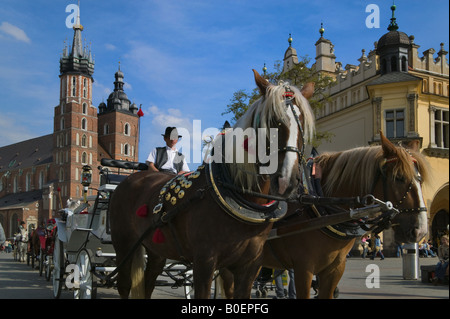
left=51, top=159, right=215, bottom=299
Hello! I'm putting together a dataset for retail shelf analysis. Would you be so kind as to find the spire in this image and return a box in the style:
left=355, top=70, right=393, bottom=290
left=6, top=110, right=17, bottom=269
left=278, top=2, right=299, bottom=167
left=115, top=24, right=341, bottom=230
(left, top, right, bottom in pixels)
left=387, top=2, right=399, bottom=31
left=71, top=0, right=83, bottom=58
left=60, top=0, right=94, bottom=76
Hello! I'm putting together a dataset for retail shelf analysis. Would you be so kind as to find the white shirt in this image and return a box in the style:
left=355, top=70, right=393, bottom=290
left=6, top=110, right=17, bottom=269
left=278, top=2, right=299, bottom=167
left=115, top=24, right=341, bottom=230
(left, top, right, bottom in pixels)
left=146, top=146, right=190, bottom=174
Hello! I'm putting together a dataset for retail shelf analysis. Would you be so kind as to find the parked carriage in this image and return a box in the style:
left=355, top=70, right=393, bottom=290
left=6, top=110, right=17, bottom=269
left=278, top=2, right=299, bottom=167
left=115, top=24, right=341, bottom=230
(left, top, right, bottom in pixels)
left=51, top=159, right=214, bottom=299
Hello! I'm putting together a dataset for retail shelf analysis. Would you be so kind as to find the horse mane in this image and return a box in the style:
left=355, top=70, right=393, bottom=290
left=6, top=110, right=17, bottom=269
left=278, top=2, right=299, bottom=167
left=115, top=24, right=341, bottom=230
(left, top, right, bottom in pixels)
left=227, top=81, right=316, bottom=191
left=315, top=145, right=431, bottom=196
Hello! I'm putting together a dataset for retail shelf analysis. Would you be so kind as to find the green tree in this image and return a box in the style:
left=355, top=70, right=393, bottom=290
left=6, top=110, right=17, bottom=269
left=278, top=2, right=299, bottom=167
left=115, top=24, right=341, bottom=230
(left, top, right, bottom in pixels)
left=222, top=56, right=335, bottom=146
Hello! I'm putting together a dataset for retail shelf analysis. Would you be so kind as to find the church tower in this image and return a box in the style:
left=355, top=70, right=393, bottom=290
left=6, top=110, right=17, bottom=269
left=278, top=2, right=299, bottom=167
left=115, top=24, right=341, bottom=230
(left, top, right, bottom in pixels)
left=98, top=66, right=140, bottom=162
left=54, top=4, right=98, bottom=203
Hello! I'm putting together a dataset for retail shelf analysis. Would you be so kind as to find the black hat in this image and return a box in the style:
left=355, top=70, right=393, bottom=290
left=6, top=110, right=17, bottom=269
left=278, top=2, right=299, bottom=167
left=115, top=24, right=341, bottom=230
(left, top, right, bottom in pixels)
left=162, top=127, right=182, bottom=139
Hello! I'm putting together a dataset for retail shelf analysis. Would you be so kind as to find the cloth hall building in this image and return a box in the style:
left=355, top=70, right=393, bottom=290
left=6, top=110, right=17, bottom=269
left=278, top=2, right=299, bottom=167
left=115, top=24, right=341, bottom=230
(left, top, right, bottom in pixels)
left=282, top=5, right=448, bottom=254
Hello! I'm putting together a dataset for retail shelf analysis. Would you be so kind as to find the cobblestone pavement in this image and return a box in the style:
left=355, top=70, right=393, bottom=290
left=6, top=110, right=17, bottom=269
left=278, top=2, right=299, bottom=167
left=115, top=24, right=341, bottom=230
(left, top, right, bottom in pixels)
left=0, top=252, right=448, bottom=299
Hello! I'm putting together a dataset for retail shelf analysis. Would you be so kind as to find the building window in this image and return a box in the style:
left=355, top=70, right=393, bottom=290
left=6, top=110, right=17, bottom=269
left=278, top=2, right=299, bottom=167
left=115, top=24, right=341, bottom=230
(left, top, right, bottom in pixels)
left=26, top=173, right=32, bottom=191
left=81, top=118, right=87, bottom=130
left=72, top=77, right=76, bottom=96
left=124, top=144, right=129, bottom=156
left=401, top=56, right=407, bottom=72
left=60, top=117, right=65, bottom=130
left=423, top=79, right=428, bottom=93
left=82, top=103, right=87, bottom=114
left=434, top=109, right=449, bottom=149
left=385, top=109, right=405, bottom=138
left=81, top=134, right=87, bottom=147
left=83, top=79, right=87, bottom=98
left=124, top=123, right=130, bottom=136
left=59, top=168, right=64, bottom=182
left=104, top=123, right=109, bottom=135
left=81, top=152, right=87, bottom=164
left=39, top=171, right=44, bottom=189
left=391, top=56, right=397, bottom=72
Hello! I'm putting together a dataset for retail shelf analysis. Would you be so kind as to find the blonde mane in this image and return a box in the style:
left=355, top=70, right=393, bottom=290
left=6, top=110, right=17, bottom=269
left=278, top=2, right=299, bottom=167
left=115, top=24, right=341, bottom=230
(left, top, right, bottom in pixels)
left=315, top=145, right=431, bottom=197
left=226, top=81, right=316, bottom=191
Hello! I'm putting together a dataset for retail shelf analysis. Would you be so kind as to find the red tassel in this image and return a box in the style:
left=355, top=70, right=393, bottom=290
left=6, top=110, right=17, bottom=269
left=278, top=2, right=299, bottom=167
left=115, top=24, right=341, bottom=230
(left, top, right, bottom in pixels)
left=152, top=228, right=165, bottom=243
left=136, top=205, right=148, bottom=218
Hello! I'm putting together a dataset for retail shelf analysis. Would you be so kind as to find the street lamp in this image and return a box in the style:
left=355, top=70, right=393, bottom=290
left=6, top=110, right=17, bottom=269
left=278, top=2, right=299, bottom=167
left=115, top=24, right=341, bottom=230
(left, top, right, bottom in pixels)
left=81, top=165, right=92, bottom=202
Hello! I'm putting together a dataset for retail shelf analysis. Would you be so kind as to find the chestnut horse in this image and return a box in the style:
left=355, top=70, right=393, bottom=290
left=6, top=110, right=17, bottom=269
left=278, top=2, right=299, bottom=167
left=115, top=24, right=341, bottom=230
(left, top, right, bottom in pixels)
left=221, top=131, right=431, bottom=298
left=109, top=70, right=316, bottom=298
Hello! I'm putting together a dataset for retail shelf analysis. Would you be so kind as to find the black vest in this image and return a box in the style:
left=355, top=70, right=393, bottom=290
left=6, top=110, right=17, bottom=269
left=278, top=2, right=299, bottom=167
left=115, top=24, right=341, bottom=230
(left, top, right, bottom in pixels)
left=155, top=147, right=185, bottom=173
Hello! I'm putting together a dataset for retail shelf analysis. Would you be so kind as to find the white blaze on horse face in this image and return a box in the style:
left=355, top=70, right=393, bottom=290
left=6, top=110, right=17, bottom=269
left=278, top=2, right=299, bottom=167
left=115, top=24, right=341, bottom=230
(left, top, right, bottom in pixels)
left=413, top=178, right=428, bottom=240
left=278, top=104, right=300, bottom=195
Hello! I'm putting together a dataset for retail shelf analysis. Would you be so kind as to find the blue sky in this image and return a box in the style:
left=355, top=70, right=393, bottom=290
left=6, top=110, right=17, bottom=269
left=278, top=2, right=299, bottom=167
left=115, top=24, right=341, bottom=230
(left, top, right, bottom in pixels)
left=0, top=0, right=448, bottom=166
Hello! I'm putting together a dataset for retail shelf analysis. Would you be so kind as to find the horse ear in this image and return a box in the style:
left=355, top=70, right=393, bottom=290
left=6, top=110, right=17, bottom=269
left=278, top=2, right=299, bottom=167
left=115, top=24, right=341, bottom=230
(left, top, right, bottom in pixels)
left=301, top=82, right=315, bottom=100
left=253, top=69, right=270, bottom=96
left=380, top=131, right=397, bottom=157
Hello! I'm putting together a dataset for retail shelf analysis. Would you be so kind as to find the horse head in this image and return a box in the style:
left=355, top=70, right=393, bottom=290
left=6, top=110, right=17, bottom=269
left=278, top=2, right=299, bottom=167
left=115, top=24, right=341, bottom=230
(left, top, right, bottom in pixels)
left=225, top=70, right=315, bottom=200
left=376, top=131, right=430, bottom=243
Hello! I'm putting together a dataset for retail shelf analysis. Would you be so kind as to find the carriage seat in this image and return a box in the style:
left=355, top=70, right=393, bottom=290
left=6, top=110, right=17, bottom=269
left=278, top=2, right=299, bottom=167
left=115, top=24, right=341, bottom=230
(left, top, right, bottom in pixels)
left=100, top=158, right=148, bottom=171
left=100, top=173, right=127, bottom=186
left=100, top=158, right=149, bottom=186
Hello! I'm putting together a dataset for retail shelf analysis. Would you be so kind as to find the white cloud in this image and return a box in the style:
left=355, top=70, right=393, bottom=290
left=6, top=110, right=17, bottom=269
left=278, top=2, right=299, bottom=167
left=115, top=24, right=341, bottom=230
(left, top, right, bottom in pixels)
left=0, top=22, right=31, bottom=43
left=104, top=43, right=117, bottom=51
left=0, top=114, right=35, bottom=147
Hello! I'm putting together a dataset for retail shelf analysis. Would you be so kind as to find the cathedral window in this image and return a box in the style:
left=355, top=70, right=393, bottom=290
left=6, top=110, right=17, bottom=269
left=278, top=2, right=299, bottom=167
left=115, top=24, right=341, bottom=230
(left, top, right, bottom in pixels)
left=81, top=152, right=87, bottom=164
left=124, top=123, right=130, bottom=136
left=72, top=77, right=76, bottom=96
left=38, top=171, right=44, bottom=189
left=124, top=144, right=129, bottom=156
left=82, top=103, right=87, bottom=114
left=81, top=118, right=87, bottom=130
left=81, top=134, right=87, bottom=147
left=83, top=78, right=87, bottom=98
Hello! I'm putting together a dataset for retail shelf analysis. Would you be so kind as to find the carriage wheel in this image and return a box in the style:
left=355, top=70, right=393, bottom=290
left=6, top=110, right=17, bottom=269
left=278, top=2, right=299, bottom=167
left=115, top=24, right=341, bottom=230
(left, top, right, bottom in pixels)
left=74, top=249, right=97, bottom=299
left=184, top=269, right=218, bottom=299
left=52, top=237, right=64, bottom=299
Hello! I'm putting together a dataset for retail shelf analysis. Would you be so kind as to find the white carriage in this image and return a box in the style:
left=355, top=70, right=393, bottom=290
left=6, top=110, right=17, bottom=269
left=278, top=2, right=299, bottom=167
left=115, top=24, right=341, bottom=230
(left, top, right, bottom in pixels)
left=51, top=159, right=207, bottom=299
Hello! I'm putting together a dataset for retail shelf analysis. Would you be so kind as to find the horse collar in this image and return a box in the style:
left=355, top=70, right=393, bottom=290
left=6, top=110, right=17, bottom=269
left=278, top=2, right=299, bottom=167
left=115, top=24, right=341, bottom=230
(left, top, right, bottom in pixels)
left=206, top=160, right=287, bottom=224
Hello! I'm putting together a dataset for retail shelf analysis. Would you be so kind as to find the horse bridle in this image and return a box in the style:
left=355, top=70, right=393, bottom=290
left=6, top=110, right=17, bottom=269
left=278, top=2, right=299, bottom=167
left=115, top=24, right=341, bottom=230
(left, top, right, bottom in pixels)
left=278, top=87, right=305, bottom=158
left=372, top=156, right=427, bottom=214
left=258, top=87, right=306, bottom=168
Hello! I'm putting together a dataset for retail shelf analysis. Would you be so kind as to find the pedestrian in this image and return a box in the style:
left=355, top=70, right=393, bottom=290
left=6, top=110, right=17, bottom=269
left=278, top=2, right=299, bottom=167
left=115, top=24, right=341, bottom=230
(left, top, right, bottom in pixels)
left=361, top=235, right=369, bottom=258
left=396, top=242, right=404, bottom=257
left=146, top=127, right=190, bottom=175
left=17, top=221, right=28, bottom=262
left=273, top=269, right=296, bottom=299
left=370, top=234, right=384, bottom=260
left=0, top=223, right=5, bottom=251
left=433, top=235, right=449, bottom=285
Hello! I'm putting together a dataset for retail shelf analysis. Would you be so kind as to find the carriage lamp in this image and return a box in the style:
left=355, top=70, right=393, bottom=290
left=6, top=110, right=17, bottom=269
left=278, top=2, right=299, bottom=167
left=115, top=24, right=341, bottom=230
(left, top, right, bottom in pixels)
left=81, top=165, right=92, bottom=202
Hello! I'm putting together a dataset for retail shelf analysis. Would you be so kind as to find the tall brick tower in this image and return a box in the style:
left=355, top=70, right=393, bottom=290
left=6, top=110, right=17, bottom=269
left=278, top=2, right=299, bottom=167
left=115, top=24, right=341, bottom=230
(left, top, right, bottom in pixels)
left=54, top=6, right=97, bottom=204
